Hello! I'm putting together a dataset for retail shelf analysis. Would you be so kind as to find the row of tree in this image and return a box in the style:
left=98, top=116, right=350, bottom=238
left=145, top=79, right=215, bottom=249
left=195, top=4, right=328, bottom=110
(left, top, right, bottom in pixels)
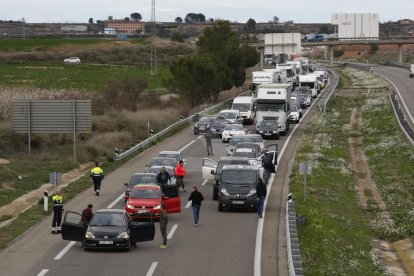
left=167, top=21, right=257, bottom=106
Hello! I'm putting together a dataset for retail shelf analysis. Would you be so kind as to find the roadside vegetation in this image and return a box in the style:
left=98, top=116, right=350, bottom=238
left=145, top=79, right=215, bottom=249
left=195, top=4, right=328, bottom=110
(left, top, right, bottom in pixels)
left=290, top=67, right=414, bottom=274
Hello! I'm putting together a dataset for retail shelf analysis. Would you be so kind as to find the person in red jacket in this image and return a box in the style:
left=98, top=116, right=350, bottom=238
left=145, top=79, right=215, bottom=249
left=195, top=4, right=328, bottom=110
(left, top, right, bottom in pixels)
left=175, top=160, right=187, bottom=192
left=81, top=204, right=94, bottom=224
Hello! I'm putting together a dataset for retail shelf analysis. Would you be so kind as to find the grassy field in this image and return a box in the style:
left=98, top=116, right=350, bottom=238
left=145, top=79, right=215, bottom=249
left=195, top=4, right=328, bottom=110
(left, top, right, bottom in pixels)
left=0, top=62, right=171, bottom=91
left=0, top=37, right=146, bottom=51
left=290, top=67, right=414, bottom=275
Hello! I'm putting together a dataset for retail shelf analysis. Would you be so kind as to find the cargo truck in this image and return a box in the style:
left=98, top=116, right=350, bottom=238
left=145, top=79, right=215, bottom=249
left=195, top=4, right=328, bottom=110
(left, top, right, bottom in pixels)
left=254, top=83, right=291, bottom=135
left=299, top=74, right=318, bottom=98
left=231, top=96, right=255, bottom=124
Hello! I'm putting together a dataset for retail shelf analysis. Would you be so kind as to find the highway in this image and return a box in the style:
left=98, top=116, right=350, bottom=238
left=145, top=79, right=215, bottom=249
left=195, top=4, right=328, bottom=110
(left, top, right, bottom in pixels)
left=0, top=92, right=326, bottom=276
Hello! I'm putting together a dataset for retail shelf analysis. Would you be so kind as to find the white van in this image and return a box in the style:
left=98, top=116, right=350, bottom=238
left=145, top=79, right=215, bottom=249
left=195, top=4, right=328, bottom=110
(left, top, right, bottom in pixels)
left=217, top=109, right=241, bottom=124
left=231, top=96, right=255, bottom=124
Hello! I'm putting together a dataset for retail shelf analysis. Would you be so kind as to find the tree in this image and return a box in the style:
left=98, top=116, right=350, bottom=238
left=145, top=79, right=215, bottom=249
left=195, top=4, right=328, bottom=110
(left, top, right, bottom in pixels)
left=333, top=47, right=344, bottom=58
left=108, top=16, right=113, bottom=21
left=184, top=13, right=206, bottom=24
left=88, top=18, right=94, bottom=24
left=168, top=55, right=231, bottom=106
left=124, top=17, right=130, bottom=21
left=171, top=31, right=184, bottom=43
left=130, top=13, right=142, bottom=21
left=175, top=17, right=183, bottom=23
left=273, top=16, right=279, bottom=23
left=246, top=18, right=256, bottom=31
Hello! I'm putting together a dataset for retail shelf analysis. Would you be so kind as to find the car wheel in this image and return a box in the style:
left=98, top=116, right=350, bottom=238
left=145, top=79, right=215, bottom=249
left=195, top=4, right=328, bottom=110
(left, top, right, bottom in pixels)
left=218, top=203, right=224, bottom=212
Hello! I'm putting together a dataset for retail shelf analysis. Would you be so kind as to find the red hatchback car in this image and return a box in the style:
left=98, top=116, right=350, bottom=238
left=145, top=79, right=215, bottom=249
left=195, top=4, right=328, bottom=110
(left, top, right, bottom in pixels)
left=125, top=185, right=181, bottom=219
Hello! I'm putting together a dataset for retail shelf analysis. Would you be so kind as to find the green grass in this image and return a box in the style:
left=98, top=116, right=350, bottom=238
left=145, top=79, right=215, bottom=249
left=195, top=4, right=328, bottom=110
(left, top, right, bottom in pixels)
left=0, top=62, right=171, bottom=91
left=0, top=37, right=146, bottom=52
left=289, top=69, right=407, bottom=275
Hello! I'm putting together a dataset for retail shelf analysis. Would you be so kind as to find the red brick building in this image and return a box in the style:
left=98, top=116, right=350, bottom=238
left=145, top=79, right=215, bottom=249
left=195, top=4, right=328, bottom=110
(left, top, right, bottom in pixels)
left=104, top=20, right=145, bottom=35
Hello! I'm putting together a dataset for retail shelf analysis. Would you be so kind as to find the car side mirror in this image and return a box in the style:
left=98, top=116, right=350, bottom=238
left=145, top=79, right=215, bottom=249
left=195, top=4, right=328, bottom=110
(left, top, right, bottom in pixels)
left=210, top=169, right=215, bottom=175
left=124, top=183, right=128, bottom=187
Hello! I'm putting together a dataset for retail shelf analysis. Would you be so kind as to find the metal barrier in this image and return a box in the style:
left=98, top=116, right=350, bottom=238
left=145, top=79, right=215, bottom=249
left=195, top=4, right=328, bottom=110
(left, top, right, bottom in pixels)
left=317, top=68, right=339, bottom=112
left=114, top=91, right=250, bottom=161
left=286, top=199, right=304, bottom=276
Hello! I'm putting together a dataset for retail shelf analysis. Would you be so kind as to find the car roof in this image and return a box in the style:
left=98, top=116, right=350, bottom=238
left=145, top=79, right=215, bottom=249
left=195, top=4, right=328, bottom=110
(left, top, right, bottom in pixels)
left=222, top=164, right=257, bottom=171
left=159, top=151, right=180, bottom=154
left=130, top=184, right=161, bottom=191
left=236, top=142, right=260, bottom=147
left=219, top=109, right=239, bottom=113
left=96, top=209, right=126, bottom=214
left=149, top=165, right=174, bottom=169
left=234, top=148, right=254, bottom=152
left=132, top=173, right=157, bottom=177
left=218, top=156, right=250, bottom=161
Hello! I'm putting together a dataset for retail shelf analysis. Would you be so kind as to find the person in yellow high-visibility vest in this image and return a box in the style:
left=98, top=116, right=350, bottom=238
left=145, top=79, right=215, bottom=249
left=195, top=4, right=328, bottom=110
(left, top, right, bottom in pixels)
left=51, top=189, right=63, bottom=234
left=90, top=162, right=104, bottom=196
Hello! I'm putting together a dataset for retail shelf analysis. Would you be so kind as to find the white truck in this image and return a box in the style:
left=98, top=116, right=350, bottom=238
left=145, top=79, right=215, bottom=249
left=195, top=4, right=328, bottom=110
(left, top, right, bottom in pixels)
left=276, top=63, right=297, bottom=86
left=232, top=96, right=255, bottom=124
left=263, top=68, right=287, bottom=84
left=251, top=70, right=277, bottom=92
left=254, top=83, right=292, bottom=135
left=410, top=64, right=414, bottom=78
left=287, top=60, right=302, bottom=76
left=299, top=74, right=319, bottom=98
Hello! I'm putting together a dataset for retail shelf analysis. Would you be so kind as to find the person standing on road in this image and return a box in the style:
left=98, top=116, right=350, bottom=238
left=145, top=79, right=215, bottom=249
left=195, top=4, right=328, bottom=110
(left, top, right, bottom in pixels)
left=156, top=167, right=171, bottom=186
left=175, top=160, right=187, bottom=192
left=256, top=178, right=267, bottom=218
left=81, top=204, right=94, bottom=224
left=188, top=186, right=204, bottom=227
left=90, top=162, right=104, bottom=196
left=262, top=151, right=272, bottom=185
left=51, top=189, right=63, bottom=234
left=159, top=204, right=168, bottom=249
left=205, top=128, right=213, bottom=156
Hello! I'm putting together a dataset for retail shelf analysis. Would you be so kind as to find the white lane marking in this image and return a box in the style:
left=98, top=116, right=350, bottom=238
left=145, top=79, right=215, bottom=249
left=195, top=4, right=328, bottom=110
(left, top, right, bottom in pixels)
left=146, top=262, right=158, bottom=276
left=54, top=241, right=76, bottom=260
left=107, top=193, right=126, bottom=209
left=254, top=107, right=301, bottom=276
left=201, top=179, right=208, bottom=186
left=197, top=135, right=203, bottom=139
left=37, top=269, right=49, bottom=276
left=179, top=140, right=197, bottom=152
left=185, top=201, right=192, bottom=209
left=167, top=224, right=178, bottom=239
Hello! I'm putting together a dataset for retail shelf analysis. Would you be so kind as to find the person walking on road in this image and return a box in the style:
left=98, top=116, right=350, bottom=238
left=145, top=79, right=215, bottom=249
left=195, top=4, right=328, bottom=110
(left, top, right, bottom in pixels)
left=262, top=150, right=275, bottom=185
left=81, top=204, right=94, bottom=224
left=159, top=204, right=168, bottom=249
left=205, top=128, right=213, bottom=156
left=156, top=167, right=171, bottom=186
left=175, top=160, right=187, bottom=192
left=188, top=186, right=204, bottom=227
left=90, top=162, right=104, bottom=196
left=51, top=189, right=63, bottom=234
left=256, top=178, right=267, bottom=218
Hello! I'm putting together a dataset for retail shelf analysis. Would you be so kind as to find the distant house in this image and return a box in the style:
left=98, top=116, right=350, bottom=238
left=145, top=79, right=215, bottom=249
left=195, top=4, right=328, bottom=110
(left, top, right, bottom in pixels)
left=61, top=25, right=87, bottom=32
left=104, top=20, right=145, bottom=35
left=104, top=28, right=116, bottom=35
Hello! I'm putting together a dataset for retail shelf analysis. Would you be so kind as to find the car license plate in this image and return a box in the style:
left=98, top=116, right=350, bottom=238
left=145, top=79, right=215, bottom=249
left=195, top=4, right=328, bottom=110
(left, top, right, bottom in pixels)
left=264, top=133, right=272, bottom=136
left=138, top=209, right=148, bottom=214
left=99, top=241, right=113, bottom=245
left=232, top=200, right=244, bottom=205
left=199, top=127, right=205, bottom=130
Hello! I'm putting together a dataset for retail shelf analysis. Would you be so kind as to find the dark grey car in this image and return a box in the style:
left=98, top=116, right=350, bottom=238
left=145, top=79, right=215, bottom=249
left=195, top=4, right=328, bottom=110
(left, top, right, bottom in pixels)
left=193, top=116, right=216, bottom=135
left=210, top=118, right=231, bottom=138
left=257, top=120, right=280, bottom=140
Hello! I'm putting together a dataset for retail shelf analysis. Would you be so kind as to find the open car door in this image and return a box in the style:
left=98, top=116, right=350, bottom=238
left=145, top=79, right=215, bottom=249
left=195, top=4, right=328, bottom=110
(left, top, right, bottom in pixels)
left=61, top=211, right=87, bottom=242
left=163, top=194, right=181, bottom=214
left=130, top=222, right=155, bottom=243
left=266, top=144, right=278, bottom=166
left=249, top=158, right=265, bottom=180
left=202, top=158, right=217, bottom=180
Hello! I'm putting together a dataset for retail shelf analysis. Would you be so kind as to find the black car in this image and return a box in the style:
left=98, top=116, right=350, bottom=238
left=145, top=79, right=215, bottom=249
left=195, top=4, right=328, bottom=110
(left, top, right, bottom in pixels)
left=257, top=120, right=280, bottom=139
left=61, top=209, right=155, bottom=251
left=193, top=116, right=216, bottom=135
left=210, top=118, right=231, bottom=138
left=124, top=173, right=158, bottom=203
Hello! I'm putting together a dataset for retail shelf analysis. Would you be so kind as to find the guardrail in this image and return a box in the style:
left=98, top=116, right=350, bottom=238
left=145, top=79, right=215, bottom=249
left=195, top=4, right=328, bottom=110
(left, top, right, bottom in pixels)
left=114, top=91, right=250, bottom=161
left=381, top=61, right=411, bottom=69
left=317, top=68, right=339, bottom=112
left=286, top=199, right=304, bottom=276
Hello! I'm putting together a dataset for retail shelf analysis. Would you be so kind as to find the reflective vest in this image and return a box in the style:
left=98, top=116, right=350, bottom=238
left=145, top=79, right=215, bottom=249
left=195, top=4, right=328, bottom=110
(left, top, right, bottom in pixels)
left=90, top=167, right=103, bottom=176
left=52, top=194, right=63, bottom=207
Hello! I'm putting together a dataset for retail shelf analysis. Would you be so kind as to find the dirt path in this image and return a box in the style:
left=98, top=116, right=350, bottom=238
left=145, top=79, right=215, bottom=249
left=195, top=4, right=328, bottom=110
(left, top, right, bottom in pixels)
left=349, top=106, right=414, bottom=275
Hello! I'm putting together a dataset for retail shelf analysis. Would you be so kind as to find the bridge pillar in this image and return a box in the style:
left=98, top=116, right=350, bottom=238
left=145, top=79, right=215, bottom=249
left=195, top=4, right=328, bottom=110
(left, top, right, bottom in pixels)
left=328, top=45, right=334, bottom=67
left=398, top=44, right=403, bottom=63
left=259, top=47, right=264, bottom=70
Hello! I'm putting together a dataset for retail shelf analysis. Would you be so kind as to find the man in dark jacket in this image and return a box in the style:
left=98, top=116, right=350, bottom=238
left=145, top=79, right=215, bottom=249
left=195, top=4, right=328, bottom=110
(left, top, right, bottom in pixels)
left=159, top=204, right=168, bottom=249
left=156, top=167, right=171, bottom=185
left=256, top=178, right=267, bottom=218
left=188, top=186, right=204, bottom=227
left=81, top=204, right=93, bottom=224
left=262, top=151, right=275, bottom=185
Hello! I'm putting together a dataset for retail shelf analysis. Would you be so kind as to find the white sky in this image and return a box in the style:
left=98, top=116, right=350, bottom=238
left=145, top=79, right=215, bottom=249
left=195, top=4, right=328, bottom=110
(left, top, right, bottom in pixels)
left=0, top=0, right=412, bottom=24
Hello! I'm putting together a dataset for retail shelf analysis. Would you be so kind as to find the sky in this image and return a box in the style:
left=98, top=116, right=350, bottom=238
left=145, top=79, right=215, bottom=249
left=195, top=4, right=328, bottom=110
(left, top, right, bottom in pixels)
left=0, top=0, right=412, bottom=24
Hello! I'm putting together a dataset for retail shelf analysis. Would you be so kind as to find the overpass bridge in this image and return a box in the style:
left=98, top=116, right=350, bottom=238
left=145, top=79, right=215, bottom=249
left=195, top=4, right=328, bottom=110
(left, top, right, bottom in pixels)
left=249, top=37, right=414, bottom=67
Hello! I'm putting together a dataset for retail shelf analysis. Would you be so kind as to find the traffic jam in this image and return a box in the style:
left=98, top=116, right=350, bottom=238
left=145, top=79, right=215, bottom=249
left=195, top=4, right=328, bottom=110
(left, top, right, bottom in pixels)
left=59, top=57, right=328, bottom=252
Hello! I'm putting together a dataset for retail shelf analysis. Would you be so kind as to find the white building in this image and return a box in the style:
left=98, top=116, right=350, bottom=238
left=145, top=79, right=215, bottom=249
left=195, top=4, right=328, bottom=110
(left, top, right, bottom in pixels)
left=104, top=28, right=117, bottom=35
left=331, top=13, right=379, bottom=39
left=264, top=33, right=301, bottom=57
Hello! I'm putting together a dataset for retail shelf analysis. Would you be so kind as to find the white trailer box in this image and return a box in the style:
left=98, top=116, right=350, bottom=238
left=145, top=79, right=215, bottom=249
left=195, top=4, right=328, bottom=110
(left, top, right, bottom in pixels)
left=299, top=75, right=318, bottom=97
left=264, top=33, right=302, bottom=57
left=252, top=71, right=277, bottom=85
left=263, top=68, right=287, bottom=83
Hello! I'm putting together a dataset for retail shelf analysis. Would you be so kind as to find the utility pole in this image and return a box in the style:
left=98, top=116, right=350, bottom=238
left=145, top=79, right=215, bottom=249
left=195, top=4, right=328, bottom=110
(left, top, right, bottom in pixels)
left=150, top=0, right=157, bottom=75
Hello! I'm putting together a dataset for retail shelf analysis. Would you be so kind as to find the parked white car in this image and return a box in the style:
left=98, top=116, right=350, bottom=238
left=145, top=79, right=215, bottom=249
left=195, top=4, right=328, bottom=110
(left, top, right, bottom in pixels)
left=217, top=109, right=242, bottom=124
left=221, top=124, right=246, bottom=143
left=64, top=57, right=81, bottom=64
